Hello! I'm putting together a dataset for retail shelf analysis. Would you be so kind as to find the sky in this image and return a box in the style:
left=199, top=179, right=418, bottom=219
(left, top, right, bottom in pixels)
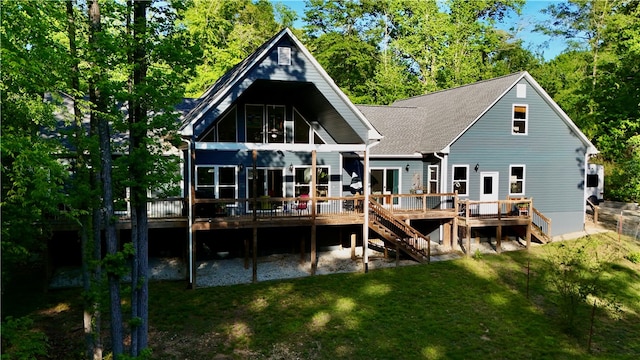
left=274, top=0, right=567, bottom=61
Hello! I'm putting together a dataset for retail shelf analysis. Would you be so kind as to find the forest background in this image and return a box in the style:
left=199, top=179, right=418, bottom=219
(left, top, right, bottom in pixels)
left=1, top=0, right=639, bottom=358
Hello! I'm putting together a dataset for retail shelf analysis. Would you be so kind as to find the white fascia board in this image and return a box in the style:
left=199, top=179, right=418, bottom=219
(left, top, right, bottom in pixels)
left=186, top=32, right=289, bottom=128
left=287, top=29, right=383, bottom=142
left=523, top=72, right=599, bottom=155
left=445, top=73, right=526, bottom=150
left=194, top=142, right=367, bottom=153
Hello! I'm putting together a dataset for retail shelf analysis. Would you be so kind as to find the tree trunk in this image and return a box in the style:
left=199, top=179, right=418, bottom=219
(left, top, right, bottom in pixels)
left=67, top=1, right=103, bottom=358
left=89, top=0, right=123, bottom=357
left=129, top=1, right=150, bottom=356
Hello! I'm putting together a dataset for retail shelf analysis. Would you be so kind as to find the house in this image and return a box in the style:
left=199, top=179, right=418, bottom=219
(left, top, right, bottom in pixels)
left=49, top=28, right=599, bottom=288
left=358, top=71, right=598, bottom=240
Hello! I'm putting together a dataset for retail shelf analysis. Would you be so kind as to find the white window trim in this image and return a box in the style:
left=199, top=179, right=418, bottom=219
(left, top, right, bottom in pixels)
left=292, top=165, right=330, bottom=197
left=452, top=164, right=469, bottom=197
left=512, top=103, right=529, bottom=135
left=266, top=104, right=286, bottom=144
left=428, top=165, right=439, bottom=194
left=508, top=164, right=526, bottom=196
left=246, top=167, right=287, bottom=197
left=195, top=165, right=239, bottom=198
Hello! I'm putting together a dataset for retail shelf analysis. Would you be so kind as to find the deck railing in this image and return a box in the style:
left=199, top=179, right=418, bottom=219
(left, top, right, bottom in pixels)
left=370, top=193, right=458, bottom=213
left=457, top=198, right=533, bottom=220
left=193, top=195, right=366, bottom=220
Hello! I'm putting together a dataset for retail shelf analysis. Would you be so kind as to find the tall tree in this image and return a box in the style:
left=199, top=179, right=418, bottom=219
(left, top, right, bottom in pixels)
left=182, top=0, right=281, bottom=96
left=87, top=0, right=124, bottom=356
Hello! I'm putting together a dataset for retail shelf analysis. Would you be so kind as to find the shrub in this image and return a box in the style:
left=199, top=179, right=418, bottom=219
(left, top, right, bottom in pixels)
left=1, top=316, right=48, bottom=359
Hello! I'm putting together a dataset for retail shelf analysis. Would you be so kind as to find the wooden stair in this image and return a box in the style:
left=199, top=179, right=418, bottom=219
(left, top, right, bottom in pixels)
left=368, top=200, right=431, bottom=263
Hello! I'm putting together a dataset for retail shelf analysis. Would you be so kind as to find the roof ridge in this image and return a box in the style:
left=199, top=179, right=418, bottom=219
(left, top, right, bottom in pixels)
left=394, top=71, right=525, bottom=104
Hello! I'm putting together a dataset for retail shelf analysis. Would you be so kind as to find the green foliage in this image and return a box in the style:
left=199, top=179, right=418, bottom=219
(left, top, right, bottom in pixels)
left=626, top=251, right=640, bottom=264
left=102, top=242, right=135, bottom=278
left=542, top=237, right=621, bottom=334
left=0, top=316, right=48, bottom=360
left=473, top=248, right=484, bottom=260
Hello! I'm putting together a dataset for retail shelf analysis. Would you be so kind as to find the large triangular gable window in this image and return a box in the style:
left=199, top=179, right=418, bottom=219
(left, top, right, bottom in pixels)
left=293, top=108, right=325, bottom=144
left=201, top=106, right=237, bottom=142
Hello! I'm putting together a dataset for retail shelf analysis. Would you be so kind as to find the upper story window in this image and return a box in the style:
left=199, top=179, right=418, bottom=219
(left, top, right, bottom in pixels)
left=512, top=104, right=528, bottom=135
left=293, top=109, right=310, bottom=143
left=246, top=104, right=285, bottom=143
left=452, top=165, right=468, bottom=196
left=509, top=165, right=525, bottom=196
left=201, top=106, right=237, bottom=142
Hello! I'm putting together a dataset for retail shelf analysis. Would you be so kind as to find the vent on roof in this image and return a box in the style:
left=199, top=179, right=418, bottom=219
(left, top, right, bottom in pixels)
left=278, top=47, right=291, bottom=65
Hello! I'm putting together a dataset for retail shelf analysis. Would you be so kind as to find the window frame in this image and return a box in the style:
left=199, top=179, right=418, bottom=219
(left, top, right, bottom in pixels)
left=509, top=165, right=526, bottom=196
left=428, top=165, right=439, bottom=194
left=452, top=165, right=469, bottom=196
left=292, top=166, right=330, bottom=198
left=195, top=165, right=239, bottom=199
left=512, top=104, right=528, bottom=135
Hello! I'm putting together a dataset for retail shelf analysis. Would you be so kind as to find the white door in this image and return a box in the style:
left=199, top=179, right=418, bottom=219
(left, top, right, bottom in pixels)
left=479, top=172, right=499, bottom=214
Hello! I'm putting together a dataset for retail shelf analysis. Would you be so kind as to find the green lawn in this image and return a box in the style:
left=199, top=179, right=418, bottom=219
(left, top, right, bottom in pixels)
left=4, top=231, right=640, bottom=359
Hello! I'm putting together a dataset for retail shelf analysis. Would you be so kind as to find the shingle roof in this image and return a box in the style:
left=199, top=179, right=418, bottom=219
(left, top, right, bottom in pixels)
left=178, top=29, right=288, bottom=132
left=360, top=72, right=525, bottom=155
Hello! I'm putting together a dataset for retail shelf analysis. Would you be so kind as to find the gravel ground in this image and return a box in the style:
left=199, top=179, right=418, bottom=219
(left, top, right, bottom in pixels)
left=49, top=225, right=609, bottom=289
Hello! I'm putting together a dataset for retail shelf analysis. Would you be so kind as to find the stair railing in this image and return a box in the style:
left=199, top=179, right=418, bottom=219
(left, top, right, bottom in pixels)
left=368, top=199, right=431, bottom=262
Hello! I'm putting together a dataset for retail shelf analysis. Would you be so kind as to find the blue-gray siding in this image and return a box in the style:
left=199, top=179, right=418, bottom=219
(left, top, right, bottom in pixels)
left=448, top=79, right=588, bottom=235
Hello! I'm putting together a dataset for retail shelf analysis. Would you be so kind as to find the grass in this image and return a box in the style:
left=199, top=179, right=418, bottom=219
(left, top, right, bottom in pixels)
left=4, top=230, right=640, bottom=359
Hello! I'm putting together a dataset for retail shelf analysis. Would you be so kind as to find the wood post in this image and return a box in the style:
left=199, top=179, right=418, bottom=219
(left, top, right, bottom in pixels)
left=300, top=236, right=305, bottom=264
left=496, top=225, right=502, bottom=254
left=350, top=233, right=356, bottom=260
left=525, top=222, right=531, bottom=250
left=311, top=151, right=317, bottom=275
left=443, top=221, right=451, bottom=249
left=191, top=230, right=197, bottom=289
left=466, top=226, right=471, bottom=256
left=244, top=238, right=249, bottom=269
left=252, top=227, right=257, bottom=283
left=452, top=218, right=458, bottom=249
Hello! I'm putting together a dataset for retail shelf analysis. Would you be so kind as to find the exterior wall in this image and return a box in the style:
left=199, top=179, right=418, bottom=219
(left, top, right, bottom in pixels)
left=194, top=149, right=342, bottom=198
left=367, top=158, right=424, bottom=194
left=448, top=79, right=588, bottom=235
left=192, top=36, right=369, bottom=143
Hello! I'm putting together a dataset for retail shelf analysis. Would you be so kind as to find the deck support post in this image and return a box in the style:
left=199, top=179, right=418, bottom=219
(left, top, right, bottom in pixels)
left=395, top=243, right=400, bottom=266
left=496, top=225, right=502, bottom=254
left=252, top=227, right=257, bottom=283
left=311, top=225, right=317, bottom=275
left=252, top=149, right=258, bottom=283
left=525, top=221, right=531, bottom=250
left=443, top=221, right=451, bottom=250
left=311, top=150, right=317, bottom=275
left=300, top=236, right=305, bottom=264
left=452, top=218, right=458, bottom=249
left=466, top=226, right=471, bottom=256
left=190, top=231, right=197, bottom=289
left=350, top=233, right=356, bottom=260
left=244, top=238, right=249, bottom=269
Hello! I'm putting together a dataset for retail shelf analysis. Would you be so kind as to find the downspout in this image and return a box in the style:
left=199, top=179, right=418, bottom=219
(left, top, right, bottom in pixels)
left=433, top=151, right=447, bottom=244
left=363, top=138, right=381, bottom=273
left=182, top=138, right=193, bottom=286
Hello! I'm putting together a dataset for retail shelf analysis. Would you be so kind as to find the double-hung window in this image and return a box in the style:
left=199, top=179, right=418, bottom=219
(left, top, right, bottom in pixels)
left=512, top=104, right=528, bottom=134
left=509, top=165, right=526, bottom=196
left=452, top=165, right=469, bottom=196
left=195, top=166, right=238, bottom=199
left=293, top=166, right=329, bottom=198
left=428, top=165, right=439, bottom=193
